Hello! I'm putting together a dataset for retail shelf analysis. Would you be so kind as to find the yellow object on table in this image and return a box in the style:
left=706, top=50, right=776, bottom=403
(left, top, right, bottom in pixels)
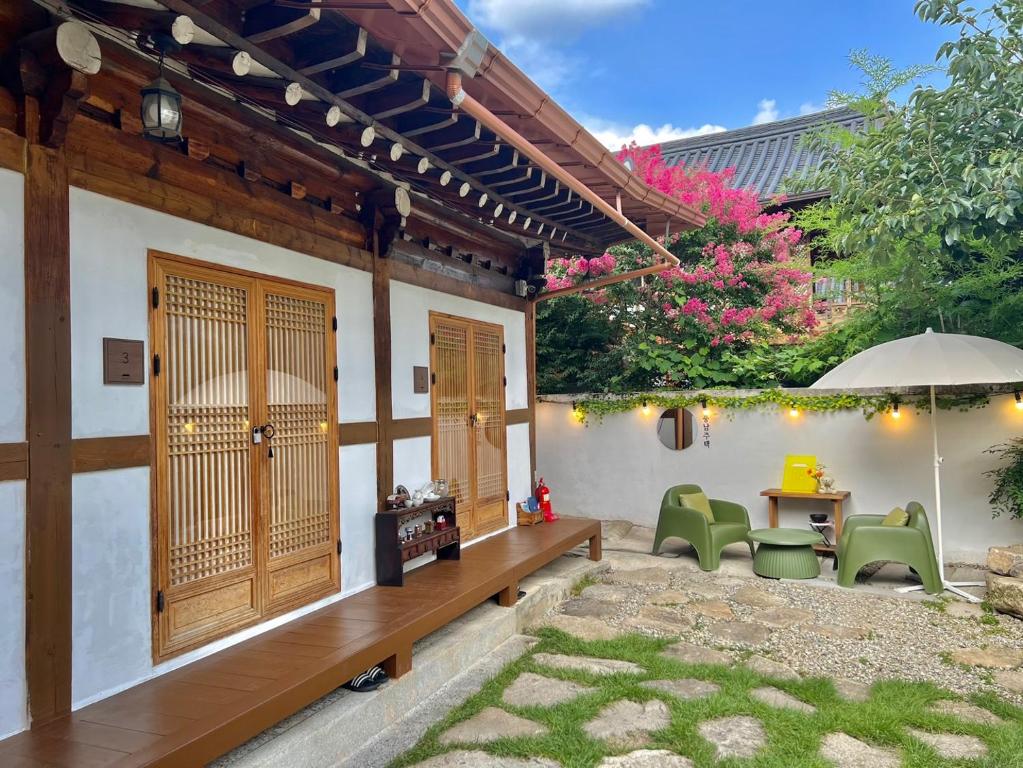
left=781, top=454, right=818, bottom=493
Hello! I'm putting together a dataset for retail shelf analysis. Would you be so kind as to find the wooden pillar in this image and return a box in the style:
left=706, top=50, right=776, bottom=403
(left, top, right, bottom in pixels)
left=24, top=130, right=73, bottom=725
left=525, top=300, right=537, bottom=482
left=372, top=231, right=393, bottom=506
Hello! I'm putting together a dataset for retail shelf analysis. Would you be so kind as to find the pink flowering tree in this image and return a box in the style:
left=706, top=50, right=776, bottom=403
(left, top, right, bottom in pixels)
left=538, top=144, right=817, bottom=391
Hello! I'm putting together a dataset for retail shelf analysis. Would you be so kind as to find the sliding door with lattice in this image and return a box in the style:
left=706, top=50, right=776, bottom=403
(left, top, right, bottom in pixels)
left=150, top=253, right=339, bottom=660
left=430, top=313, right=507, bottom=540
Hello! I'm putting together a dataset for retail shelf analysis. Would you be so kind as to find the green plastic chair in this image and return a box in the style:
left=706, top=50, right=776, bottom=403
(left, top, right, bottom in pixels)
left=652, top=484, right=754, bottom=571
left=836, top=502, right=943, bottom=594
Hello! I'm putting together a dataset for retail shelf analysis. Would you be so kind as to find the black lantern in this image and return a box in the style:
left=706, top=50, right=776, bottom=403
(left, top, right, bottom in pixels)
left=141, top=71, right=182, bottom=143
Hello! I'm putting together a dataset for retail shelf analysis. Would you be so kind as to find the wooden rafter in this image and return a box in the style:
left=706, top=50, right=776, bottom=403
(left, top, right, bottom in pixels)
left=244, top=3, right=320, bottom=44
left=295, top=24, right=366, bottom=75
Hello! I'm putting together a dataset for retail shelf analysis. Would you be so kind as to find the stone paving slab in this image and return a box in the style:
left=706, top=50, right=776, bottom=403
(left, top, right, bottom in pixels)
left=532, top=653, right=644, bottom=676
left=641, top=679, right=720, bottom=700
left=820, top=733, right=900, bottom=768
left=833, top=679, right=871, bottom=703
left=929, top=700, right=1003, bottom=725
left=707, top=621, right=772, bottom=647
left=661, top=642, right=731, bottom=666
left=607, top=568, right=672, bottom=587
left=744, top=655, right=800, bottom=681
left=732, top=586, right=786, bottom=608
left=697, top=715, right=765, bottom=760
left=750, top=686, right=816, bottom=713
left=414, top=750, right=561, bottom=767
left=438, top=708, right=546, bottom=746
left=584, top=699, right=671, bottom=749
left=624, top=606, right=692, bottom=636
left=949, top=647, right=1023, bottom=669
left=907, top=729, right=988, bottom=759
left=581, top=584, right=634, bottom=602
left=750, top=607, right=814, bottom=629
left=540, top=614, right=624, bottom=641
left=688, top=600, right=734, bottom=621
left=502, top=672, right=594, bottom=708
left=645, top=590, right=690, bottom=607
left=597, top=750, right=693, bottom=767
left=807, top=623, right=871, bottom=640
left=994, top=669, right=1023, bottom=693
left=562, top=598, right=619, bottom=619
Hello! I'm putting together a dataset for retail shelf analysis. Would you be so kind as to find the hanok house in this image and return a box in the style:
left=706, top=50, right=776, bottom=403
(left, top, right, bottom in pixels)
left=0, top=0, right=703, bottom=763
left=658, top=107, right=869, bottom=326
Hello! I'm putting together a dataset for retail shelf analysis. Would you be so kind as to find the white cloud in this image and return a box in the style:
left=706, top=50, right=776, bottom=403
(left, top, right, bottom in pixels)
left=799, top=101, right=824, bottom=115
left=496, top=37, right=577, bottom=93
left=583, top=119, right=726, bottom=150
left=468, top=0, right=648, bottom=42
left=752, top=98, right=779, bottom=125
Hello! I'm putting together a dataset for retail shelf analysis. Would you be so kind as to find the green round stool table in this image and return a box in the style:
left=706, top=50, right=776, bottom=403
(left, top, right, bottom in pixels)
left=747, top=528, right=825, bottom=579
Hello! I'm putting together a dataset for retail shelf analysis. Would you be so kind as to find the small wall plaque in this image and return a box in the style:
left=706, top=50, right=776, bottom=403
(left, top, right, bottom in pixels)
left=103, top=338, right=145, bottom=385
left=413, top=365, right=430, bottom=394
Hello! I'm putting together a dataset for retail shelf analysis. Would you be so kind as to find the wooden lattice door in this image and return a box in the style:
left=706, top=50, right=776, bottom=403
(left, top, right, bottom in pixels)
left=430, top=313, right=507, bottom=539
left=150, top=253, right=339, bottom=660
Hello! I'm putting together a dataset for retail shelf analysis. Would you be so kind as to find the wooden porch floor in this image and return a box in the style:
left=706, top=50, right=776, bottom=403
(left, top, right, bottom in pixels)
left=0, top=518, right=601, bottom=768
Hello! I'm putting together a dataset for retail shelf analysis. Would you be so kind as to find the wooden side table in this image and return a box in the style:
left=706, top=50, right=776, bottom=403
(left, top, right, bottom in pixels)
left=759, top=488, right=850, bottom=554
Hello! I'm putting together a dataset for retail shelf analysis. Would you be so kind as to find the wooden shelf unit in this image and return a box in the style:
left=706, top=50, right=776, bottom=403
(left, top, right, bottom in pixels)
left=375, top=496, right=459, bottom=586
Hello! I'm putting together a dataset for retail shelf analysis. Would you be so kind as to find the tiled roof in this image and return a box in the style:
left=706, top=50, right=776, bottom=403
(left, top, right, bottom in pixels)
left=657, top=107, right=866, bottom=203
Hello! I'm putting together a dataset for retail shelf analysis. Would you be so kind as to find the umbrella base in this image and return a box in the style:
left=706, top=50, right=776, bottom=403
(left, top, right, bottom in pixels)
left=896, top=581, right=984, bottom=603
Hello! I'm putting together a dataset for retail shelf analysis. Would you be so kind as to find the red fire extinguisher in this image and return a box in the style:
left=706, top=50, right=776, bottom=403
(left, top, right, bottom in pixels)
left=535, top=477, right=559, bottom=522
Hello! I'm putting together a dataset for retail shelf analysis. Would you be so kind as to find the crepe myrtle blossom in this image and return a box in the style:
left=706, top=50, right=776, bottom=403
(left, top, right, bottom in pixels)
left=543, top=144, right=816, bottom=346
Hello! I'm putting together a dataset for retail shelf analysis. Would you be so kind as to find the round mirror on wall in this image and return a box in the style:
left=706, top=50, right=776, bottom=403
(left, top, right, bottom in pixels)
left=657, top=408, right=694, bottom=451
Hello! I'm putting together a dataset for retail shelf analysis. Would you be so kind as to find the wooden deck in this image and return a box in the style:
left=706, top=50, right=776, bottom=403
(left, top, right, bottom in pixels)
left=0, top=518, right=601, bottom=768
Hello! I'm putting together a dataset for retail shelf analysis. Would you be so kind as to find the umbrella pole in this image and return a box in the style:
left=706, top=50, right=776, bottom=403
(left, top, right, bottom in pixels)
left=897, top=384, right=983, bottom=602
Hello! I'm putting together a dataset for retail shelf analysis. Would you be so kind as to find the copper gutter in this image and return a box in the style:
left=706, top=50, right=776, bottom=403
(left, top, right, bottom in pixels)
left=445, top=70, right=679, bottom=300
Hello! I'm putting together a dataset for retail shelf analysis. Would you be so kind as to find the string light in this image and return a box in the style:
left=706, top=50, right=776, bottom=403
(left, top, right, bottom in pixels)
left=571, top=401, right=584, bottom=423
left=891, top=402, right=901, bottom=419
left=1016, top=391, right=1023, bottom=411
left=700, top=399, right=710, bottom=417
left=788, top=407, right=800, bottom=418
left=641, top=400, right=650, bottom=416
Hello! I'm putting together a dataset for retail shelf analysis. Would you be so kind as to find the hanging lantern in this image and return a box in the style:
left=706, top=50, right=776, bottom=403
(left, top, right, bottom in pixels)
left=141, top=72, right=182, bottom=143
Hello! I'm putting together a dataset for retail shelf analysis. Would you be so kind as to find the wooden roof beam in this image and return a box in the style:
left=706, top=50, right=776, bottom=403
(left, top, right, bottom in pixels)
left=355, top=78, right=430, bottom=121
left=296, top=25, right=366, bottom=75
left=177, top=44, right=254, bottom=77
left=442, top=142, right=500, bottom=166
left=391, top=110, right=458, bottom=138
left=69, top=0, right=195, bottom=46
left=418, top=117, right=481, bottom=152
left=244, top=3, right=320, bottom=44
left=469, top=147, right=522, bottom=177
left=330, top=51, right=399, bottom=99
left=475, top=165, right=533, bottom=190
left=500, top=171, right=548, bottom=199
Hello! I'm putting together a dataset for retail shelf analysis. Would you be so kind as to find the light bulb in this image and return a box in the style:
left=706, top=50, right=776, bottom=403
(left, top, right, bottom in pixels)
left=1015, top=391, right=1022, bottom=410
left=700, top=399, right=710, bottom=417
left=891, top=403, right=901, bottom=419
left=789, top=407, right=800, bottom=418
left=641, top=401, right=650, bottom=416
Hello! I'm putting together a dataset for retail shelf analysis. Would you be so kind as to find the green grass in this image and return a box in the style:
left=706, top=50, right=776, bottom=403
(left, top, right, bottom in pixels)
left=389, top=630, right=1023, bottom=768
left=570, top=574, right=600, bottom=597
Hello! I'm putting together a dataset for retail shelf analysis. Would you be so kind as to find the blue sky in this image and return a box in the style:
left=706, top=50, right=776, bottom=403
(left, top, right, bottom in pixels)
left=454, top=0, right=962, bottom=148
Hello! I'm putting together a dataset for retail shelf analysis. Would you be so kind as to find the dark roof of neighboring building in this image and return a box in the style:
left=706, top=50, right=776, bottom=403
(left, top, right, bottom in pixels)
left=657, top=107, right=867, bottom=204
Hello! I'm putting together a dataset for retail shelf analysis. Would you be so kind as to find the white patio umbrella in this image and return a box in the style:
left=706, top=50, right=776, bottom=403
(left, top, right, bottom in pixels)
left=812, top=328, right=1023, bottom=602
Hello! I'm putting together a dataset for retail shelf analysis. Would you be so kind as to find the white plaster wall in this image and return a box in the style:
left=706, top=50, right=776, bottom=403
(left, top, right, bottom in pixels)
left=0, top=169, right=25, bottom=443
left=537, top=396, right=1023, bottom=563
left=389, top=281, right=528, bottom=419
left=340, top=443, right=378, bottom=594
left=0, top=481, right=27, bottom=739
left=68, top=187, right=375, bottom=439
left=0, top=169, right=26, bottom=737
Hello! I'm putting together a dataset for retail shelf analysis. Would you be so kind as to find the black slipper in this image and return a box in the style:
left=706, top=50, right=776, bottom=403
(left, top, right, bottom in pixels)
left=369, top=665, right=389, bottom=684
left=344, top=670, right=380, bottom=692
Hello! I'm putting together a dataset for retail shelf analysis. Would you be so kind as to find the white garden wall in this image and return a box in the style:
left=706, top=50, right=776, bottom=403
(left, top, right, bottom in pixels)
left=537, top=396, right=1023, bottom=563
left=0, top=168, right=26, bottom=739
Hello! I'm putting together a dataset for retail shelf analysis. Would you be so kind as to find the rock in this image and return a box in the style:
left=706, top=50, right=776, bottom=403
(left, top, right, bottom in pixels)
left=581, top=584, right=633, bottom=602
left=949, top=647, right=1023, bottom=669
left=750, top=686, right=816, bottom=713
left=907, top=729, right=988, bottom=760
left=688, top=600, right=734, bottom=621
left=532, top=653, right=643, bottom=676
left=732, top=586, right=786, bottom=608
left=751, top=607, right=814, bottom=629
left=985, top=573, right=1023, bottom=618
left=645, top=590, right=690, bottom=607
left=988, top=544, right=1023, bottom=577
left=414, top=750, right=561, bottom=768
left=541, top=614, right=623, bottom=642
left=562, top=598, right=619, bottom=619
left=744, top=655, right=800, bottom=681
left=944, top=601, right=985, bottom=619
left=929, top=700, right=1003, bottom=725
left=642, top=678, right=720, bottom=700
left=583, top=699, right=671, bottom=749
left=806, top=623, right=871, bottom=640
left=598, top=750, right=693, bottom=768
left=609, top=568, right=671, bottom=587
left=439, top=707, right=547, bottom=745
left=994, top=669, right=1023, bottom=693
left=598, top=750, right=692, bottom=768
left=697, top=715, right=765, bottom=760
left=833, top=679, right=871, bottom=703
left=625, top=606, right=692, bottom=636
left=820, top=733, right=900, bottom=768
left=661, top=641, right=731, bottom=666
left=707, top=621, right=772, bottom=647
left=502, top=672, right=594, bottom=708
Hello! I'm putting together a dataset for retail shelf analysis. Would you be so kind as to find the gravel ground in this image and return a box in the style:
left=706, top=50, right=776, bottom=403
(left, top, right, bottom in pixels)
left=544, top=522, right=1023, bottom=707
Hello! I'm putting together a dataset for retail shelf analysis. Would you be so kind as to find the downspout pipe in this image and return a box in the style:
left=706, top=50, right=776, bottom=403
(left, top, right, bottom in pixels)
left=445, top=70, right=680, bottom=301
